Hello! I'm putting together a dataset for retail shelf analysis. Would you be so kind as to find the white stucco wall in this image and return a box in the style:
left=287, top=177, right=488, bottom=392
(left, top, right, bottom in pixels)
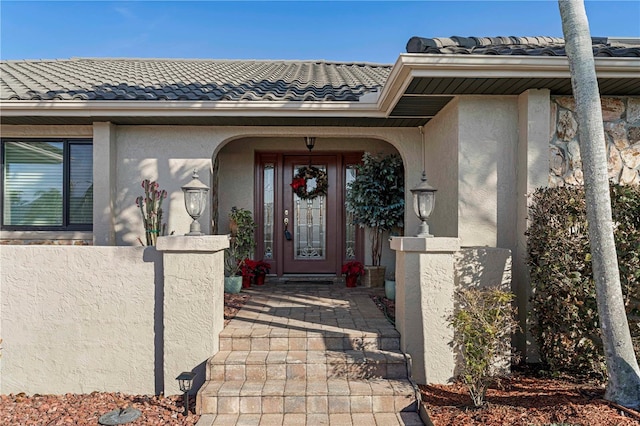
left=456, top=96, right=519, bottom=247
left=0, top=125, right=425, bottom=260
left=515, top=89, right=550, bottom=359
left=423, top=99, right=459, bottom=238
left=0, top=246, right=160, bottom=394
left=114, top=126, right=214, bottom=245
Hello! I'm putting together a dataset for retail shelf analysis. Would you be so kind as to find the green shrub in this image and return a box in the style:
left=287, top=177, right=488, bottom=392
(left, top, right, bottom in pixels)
left=527, top=184, right=640, bottom=378
left=225, top=207, right=256, bottom=276
left=451, top=287, right=519, bottom=407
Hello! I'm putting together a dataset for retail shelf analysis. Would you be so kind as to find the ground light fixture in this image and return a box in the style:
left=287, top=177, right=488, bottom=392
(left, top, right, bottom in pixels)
left=176, top=371, right=196, bottom=415
left=181, top=170, right=210, bottom=236
left=410, top=172, right=437, bottom=237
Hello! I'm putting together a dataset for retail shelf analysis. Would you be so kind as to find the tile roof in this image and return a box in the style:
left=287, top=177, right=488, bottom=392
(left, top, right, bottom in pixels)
left=0, top=58, right=391, bottom=101
left=406, top=36, right=640, bottom=57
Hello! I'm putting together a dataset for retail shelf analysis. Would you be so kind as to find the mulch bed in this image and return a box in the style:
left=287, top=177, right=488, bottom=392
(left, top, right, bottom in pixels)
left=420, top=373, right=640, bottom=426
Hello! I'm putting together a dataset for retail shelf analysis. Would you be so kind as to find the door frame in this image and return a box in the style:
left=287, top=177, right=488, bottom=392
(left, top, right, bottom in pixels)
left=254, top=151, right=364, bottom=276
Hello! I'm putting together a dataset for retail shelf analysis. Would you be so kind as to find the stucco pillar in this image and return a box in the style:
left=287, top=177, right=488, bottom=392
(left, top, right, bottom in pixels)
left=391, top=237, right=460, bottom=385
left=156, top=235, right=229, bottom=395
left=92, top=122, right=117, bottom=245
left=515, top=89, right=550, bottom=361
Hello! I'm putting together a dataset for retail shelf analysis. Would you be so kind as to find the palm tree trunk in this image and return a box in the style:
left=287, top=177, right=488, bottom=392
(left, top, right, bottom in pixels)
left=558, top=0, right=640, bottom=409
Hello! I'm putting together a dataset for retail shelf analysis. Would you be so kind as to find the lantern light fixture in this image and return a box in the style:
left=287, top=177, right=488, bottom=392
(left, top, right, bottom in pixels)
left=410, top=172, right=437, bottom=237
left=176, top=371, right=196, bottom=416
left=304, top=136, right=316, bottom=152
left=181, top=170, right=210, bottom=236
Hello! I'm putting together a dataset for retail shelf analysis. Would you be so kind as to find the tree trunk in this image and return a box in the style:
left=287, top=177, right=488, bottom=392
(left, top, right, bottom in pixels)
left=558, top=0, right=640, bottom=409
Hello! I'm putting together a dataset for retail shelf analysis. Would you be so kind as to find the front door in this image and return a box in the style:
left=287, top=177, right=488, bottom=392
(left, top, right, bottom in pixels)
left=283, top=155, right=338, bottom=273
left=256, top=152, right=363, bottom=276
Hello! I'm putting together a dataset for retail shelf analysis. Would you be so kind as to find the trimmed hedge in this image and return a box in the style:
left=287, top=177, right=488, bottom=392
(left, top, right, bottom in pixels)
left=527, top=184, right=640, bottom=378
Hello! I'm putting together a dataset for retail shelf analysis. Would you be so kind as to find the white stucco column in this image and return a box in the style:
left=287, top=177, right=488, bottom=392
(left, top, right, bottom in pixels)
left=93, top=122, right=117, bottom=245
left=156, top=235, right=228, bottom=395
left=515, top=89, right=550, bottom=361
left=391, top=237, right=460, bottom=385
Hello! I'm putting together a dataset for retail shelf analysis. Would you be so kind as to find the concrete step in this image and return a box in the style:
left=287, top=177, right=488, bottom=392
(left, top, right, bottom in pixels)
left=207, top=349, right=410, bottom=381
left=196, top=378, right=418, bottom=416
left=219, top=328, right=401, bottom=352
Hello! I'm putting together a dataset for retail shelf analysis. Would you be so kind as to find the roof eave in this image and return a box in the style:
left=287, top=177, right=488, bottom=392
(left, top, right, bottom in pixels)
left=0, top=99, right=386, bottom=118
left=377, top=54, right=640, bottom=113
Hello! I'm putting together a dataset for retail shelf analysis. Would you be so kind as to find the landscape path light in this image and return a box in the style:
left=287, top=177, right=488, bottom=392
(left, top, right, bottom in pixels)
left=410, top=172, right=437, bottom=237
left=181, top=170, right=210, bottom=236
left=176, top=371, right=196, bottom=416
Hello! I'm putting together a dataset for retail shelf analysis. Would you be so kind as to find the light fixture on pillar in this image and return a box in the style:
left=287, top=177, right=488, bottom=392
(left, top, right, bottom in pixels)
left=176, top=371, right=196, bottom=415
left=181, top=170, right=210, bottom=236
left=410, top=172, right=437, bottom=237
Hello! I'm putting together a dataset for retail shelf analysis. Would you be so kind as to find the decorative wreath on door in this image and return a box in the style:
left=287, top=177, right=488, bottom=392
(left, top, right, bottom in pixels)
left=290, top=166, right=328, bottom=200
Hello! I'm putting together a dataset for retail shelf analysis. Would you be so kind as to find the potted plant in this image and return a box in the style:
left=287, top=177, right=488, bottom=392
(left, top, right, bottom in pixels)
left=240, top=258, right=255, bottom=289
left=251, top=260, right=271, bottom=285
left=345, top=152, right=404, bottom=287
left=224, top=207, right=256, bottom=293
left=341, top=260, right=365, bottom=287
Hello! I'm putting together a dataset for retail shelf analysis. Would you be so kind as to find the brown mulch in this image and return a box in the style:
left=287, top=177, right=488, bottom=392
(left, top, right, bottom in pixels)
left=420, top=373, right=640, bottom=426
left=1, top=292, right=252, bottom=426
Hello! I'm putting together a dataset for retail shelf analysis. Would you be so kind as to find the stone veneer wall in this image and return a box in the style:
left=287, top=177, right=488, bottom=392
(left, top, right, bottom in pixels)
left=549, top=96, right=640, bottom=187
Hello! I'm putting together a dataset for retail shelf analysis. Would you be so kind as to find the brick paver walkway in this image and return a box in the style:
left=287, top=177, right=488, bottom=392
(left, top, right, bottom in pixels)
left=196, top=282, right=423, bottom=425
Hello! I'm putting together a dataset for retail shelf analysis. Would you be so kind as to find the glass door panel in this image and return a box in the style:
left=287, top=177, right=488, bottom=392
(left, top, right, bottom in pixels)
left=293, top=163, right=326, bottom=260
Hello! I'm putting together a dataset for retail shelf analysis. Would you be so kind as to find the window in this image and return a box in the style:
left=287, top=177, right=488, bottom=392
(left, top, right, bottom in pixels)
left=2, top=139, right=93, bottom=230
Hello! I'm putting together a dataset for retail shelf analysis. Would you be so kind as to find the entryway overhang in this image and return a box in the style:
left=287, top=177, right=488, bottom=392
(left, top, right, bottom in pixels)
left=378, top=54, right=640, bottom=126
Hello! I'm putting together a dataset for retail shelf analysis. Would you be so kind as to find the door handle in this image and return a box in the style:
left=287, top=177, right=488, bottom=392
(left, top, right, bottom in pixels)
left=283, top=217, right=292, bottom=240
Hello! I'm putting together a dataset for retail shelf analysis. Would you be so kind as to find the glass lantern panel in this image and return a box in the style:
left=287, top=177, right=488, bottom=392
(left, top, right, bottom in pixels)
left=414, top=192, right=435, bottom=220
left=185, top=190, right=206, bottom=218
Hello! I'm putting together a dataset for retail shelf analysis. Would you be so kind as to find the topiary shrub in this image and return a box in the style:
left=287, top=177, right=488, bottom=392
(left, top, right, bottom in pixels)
left=527, top=184, right=640, bottom=378
left=451, top=287, right=519, bottom=407
left=345, top=152, right=404, bottom=266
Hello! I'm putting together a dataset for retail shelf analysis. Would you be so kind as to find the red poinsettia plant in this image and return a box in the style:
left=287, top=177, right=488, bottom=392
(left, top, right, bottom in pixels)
left=239, top=259, right=255, bottom=278
left=244, top=259, right=271, bottom=275
left=341, top=260, right=365, bottom=277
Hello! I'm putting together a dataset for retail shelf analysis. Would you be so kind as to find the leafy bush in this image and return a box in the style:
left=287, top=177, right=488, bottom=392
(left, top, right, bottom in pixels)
left=527, top=184, right=640, bottom=378
left=225, top=207, right=256, bottom=276
left=345, top=152, right=404, bottom=266
left=451, top=287, right=519, bottom=407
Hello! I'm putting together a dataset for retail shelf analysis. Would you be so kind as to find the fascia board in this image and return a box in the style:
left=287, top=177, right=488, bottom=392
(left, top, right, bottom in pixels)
left=377, top=53, right=640, bottom=114
left=0, top=100, right=386, bottom=118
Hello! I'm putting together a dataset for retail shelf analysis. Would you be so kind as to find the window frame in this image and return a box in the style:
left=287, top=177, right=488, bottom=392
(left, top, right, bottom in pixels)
left=1, top=138, right=93, bottom=232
